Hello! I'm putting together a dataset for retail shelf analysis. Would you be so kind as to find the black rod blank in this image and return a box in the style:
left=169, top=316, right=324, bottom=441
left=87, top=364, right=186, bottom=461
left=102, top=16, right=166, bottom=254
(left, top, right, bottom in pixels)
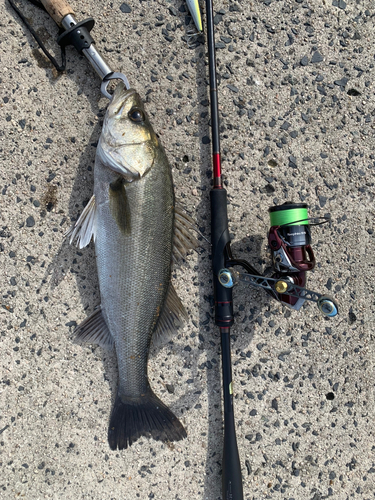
left=205, top=0, right=220, bottom=157
left=221, top=328, right=244, bottom=500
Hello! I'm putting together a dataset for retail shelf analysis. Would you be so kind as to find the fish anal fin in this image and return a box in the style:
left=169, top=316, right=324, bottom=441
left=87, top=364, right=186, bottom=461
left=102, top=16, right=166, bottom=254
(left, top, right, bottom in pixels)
left=73, top=306, right=113, bottom=349
left=66, top=194, right=97, bottom=249
left=153, top=283, right=188, bottom=343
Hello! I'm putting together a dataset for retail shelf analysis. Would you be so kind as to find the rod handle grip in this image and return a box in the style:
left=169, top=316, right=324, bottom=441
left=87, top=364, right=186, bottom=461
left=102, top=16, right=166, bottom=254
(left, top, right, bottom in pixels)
left=40, top=0, right=75, bottom=26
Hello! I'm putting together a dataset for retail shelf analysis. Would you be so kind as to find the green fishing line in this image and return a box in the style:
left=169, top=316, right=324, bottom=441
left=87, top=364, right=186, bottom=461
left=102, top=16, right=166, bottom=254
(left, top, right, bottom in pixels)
left=269, top=204, right=309, bottom=226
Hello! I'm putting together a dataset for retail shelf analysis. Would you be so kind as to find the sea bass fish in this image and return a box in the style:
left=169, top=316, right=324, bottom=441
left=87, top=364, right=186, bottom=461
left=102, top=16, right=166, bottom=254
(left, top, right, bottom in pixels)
left=68, top=83, right=197, bottom=450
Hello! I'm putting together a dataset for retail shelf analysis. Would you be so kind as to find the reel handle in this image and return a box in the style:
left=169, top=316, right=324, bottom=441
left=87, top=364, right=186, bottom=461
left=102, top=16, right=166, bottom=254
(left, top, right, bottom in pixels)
left=40, top=0, right=75, bottom=26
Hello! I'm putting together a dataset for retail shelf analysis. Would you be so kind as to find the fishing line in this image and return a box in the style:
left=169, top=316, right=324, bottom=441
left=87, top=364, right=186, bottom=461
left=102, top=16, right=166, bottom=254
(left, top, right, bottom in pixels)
left=185, top=26, right=203, bottom=49
left=279, top=217, right=331, bottom=228
left=8, top=0, right=66, bottom=72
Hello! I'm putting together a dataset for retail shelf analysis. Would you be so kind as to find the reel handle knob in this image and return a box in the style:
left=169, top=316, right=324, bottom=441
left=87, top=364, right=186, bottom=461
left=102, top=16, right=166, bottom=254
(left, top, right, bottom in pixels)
left=317, top=296, right=339, bottom=317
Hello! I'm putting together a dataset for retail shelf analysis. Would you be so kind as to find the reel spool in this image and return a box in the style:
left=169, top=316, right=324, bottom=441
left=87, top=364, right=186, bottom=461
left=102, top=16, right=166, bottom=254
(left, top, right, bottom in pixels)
left=268, top=202, right=316, bottom=310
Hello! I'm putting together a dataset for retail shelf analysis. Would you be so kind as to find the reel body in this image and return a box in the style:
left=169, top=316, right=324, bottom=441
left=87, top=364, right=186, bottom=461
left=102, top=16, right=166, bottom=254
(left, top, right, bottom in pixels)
left=268, top=203, right=315, bottom=310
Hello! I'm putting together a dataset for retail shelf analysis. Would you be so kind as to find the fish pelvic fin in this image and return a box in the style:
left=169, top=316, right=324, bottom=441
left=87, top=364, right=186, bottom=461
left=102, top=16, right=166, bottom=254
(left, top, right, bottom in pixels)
left=73, top=306, right=114, bottom=349
left=108, top=387, right=186, bottom=450
left=66, top=194, right=97, bottom=249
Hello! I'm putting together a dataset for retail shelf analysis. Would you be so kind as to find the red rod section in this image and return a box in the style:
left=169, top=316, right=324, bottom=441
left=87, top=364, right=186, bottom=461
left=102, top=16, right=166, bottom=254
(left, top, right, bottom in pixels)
left=213, top=152, right=222, bottom=188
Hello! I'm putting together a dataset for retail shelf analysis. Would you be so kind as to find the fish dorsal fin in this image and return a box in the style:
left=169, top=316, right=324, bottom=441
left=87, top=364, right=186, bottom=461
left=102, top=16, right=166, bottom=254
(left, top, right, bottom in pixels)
left=173, top=204, right=199, bottom=262
left=66, top=195, right=97, bottom=249
left=73, top=306, right=114, bottom=349
left=153, top=283, right=188, bottom=342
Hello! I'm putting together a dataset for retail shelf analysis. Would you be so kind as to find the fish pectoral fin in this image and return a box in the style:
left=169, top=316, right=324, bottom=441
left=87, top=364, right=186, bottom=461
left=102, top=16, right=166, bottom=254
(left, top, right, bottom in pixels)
left=153, top=283, right=188, bottom=342
left=65, top=194, right=97, bottom=249
left=109, top=177, right=131, bottom=234
left=73, top=306, right=114, bottom=349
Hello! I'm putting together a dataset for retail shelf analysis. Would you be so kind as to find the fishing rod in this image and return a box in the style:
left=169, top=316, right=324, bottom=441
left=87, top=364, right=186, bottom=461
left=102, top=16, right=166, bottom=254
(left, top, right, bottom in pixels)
left=204, top=1, right=338, bottom=498
left=205, top=0, right=243, bottom=496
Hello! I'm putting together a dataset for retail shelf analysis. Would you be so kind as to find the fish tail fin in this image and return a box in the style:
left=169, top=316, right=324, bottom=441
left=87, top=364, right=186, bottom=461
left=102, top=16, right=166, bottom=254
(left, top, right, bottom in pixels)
left=108, top=388, right=187, bottom=450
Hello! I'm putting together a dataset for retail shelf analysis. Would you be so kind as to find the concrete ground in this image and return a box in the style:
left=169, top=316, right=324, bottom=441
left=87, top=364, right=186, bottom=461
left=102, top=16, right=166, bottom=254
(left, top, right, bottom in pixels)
left=1, top=0, right=374, bottom=498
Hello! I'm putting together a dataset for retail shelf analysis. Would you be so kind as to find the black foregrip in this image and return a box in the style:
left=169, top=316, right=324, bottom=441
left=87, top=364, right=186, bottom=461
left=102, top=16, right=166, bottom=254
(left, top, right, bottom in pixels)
left=210, top=188, right=229, bottom=270
left=223, top=414, right=244, bottom=500
left=210, top=189, right=233, bottom=327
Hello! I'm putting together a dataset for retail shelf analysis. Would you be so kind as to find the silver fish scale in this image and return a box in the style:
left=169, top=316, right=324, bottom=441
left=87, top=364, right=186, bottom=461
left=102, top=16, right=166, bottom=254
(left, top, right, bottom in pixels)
left=94, top=148, right=174, bottom=399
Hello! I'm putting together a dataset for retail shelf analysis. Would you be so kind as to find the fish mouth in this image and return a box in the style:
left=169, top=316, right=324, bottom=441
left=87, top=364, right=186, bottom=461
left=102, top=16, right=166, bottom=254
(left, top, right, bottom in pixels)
left=110, top=86, right=138, bottom=116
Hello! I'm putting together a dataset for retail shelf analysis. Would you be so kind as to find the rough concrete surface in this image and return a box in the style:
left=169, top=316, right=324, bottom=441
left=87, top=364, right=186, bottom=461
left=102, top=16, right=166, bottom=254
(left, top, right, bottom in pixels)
left=1, top=0, right=375, bottom=498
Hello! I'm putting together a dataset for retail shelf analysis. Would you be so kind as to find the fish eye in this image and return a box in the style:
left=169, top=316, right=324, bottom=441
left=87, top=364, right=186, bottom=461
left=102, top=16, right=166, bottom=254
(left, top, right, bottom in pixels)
left=128, top=108, right=145, bottom=123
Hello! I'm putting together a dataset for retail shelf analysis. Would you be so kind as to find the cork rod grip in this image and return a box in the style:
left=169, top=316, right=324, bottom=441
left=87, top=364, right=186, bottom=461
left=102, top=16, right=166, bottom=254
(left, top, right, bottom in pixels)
left=40, top=0, right=75, bottom=25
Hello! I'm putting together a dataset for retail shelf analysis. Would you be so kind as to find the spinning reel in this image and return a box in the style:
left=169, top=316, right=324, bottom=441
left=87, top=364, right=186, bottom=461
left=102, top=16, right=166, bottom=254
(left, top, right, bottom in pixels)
left=218, top=202, right=338, bottom=318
